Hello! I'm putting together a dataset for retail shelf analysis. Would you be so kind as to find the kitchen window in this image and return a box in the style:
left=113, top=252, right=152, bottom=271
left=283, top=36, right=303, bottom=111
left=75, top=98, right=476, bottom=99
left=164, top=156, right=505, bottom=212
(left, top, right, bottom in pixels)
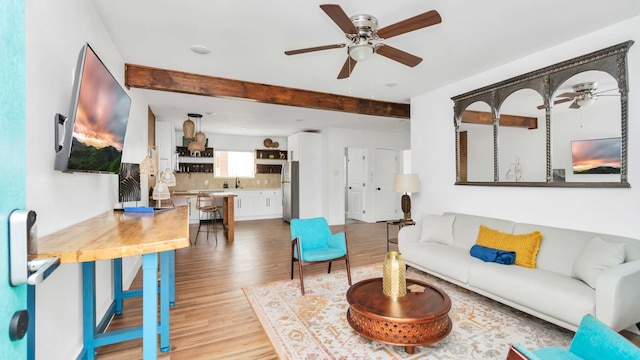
left=214, top=150, right=255, bottom=177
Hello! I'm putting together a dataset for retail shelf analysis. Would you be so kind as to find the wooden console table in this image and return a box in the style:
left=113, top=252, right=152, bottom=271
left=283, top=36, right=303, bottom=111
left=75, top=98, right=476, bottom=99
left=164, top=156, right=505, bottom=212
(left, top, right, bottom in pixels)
left=34, top=206, right=190, bottom=360
left=386, top=220, right=415, bottom=251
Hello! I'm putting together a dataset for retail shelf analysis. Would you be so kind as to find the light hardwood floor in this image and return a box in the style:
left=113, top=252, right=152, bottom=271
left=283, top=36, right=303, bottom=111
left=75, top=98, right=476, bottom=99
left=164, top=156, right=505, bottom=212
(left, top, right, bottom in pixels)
left=97, top=218, right=391, bottom=359
left=97, top=218, right=640, bottom=359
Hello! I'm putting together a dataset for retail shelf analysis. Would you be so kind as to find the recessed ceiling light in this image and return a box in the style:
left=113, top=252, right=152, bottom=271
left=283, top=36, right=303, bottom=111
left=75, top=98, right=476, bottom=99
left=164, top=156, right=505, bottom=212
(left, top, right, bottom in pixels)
left=241, top=127, right=248, bottom=130
left=190, top=45, right=211, bottom=55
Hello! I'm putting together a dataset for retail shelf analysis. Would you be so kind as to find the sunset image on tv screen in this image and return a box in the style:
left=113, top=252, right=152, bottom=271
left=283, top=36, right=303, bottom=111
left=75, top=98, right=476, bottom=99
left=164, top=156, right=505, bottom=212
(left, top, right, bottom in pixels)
left=68, top=46, right=131, bottom=173
left=571, top=137, right=621, bottom=174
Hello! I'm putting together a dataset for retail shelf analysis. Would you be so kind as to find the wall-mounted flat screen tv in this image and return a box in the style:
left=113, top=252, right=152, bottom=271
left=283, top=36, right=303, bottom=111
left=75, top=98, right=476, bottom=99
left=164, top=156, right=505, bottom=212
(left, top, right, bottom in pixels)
left=54, top=43, right=131, bottom=173
left=571, top=137, right=621, bottom=174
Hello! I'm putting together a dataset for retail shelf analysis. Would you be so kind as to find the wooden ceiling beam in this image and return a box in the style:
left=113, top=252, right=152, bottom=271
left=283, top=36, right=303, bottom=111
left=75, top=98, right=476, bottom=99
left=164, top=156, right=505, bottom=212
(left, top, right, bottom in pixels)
left=462, top=110, right=538, bottom=129
left=124, top=64, right=410, bottom=119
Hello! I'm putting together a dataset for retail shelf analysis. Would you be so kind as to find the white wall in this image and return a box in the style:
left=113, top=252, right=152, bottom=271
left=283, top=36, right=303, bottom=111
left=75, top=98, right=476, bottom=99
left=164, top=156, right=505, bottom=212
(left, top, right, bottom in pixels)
left=322, top=127, right=410, bottom=225
left=26, top=0, right=148, bottom=358
left=411, top=16, right=640, bottom=238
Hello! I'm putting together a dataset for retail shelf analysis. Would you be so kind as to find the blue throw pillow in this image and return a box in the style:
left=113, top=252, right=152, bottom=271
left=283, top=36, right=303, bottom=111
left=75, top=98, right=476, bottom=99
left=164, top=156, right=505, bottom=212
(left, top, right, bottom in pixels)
left=470, top=245, right=516, bottom=265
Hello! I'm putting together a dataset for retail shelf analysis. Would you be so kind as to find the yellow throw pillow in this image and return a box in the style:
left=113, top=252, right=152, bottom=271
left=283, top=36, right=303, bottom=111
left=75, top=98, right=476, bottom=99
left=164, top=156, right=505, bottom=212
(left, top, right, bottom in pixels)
left=476, top=225, right=542, bottom=268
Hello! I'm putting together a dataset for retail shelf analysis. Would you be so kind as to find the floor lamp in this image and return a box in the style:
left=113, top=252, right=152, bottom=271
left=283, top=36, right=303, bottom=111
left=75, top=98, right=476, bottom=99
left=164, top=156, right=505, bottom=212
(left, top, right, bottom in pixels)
left=393, top=174, right=420, bottom=223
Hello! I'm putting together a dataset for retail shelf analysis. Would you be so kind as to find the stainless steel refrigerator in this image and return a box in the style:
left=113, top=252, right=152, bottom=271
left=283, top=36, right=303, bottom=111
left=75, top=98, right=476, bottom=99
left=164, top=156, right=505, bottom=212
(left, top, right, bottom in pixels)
left=282, top=161, right=299, bottom=222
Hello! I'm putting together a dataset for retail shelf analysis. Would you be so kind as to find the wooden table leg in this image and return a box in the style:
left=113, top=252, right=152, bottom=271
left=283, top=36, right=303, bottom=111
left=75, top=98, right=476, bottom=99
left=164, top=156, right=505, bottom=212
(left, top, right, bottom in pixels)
left=405, top=346, right=415, bottom=354
left=224, top=196, right=235, bottom=240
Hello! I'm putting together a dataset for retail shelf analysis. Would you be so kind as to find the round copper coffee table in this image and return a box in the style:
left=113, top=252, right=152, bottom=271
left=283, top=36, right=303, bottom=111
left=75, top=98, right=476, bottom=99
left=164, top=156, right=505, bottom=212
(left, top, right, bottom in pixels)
left=346, top=277, right=452, bottom=354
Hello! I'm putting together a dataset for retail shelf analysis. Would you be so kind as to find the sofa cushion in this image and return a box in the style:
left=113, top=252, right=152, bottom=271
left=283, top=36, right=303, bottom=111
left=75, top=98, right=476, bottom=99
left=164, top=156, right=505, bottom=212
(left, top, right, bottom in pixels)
left=515, top=222, right=640, bottom=276
left=444, top=212, right=515, bottom=250
left=401, top=241, right=479, bottom=284
left=572, top=236, right=625, bottom=289
left=468, top=262, right=595, bottom=328
left=419, top=214, right=456, bottom=245
left=476, top=225, right=542, bottom=268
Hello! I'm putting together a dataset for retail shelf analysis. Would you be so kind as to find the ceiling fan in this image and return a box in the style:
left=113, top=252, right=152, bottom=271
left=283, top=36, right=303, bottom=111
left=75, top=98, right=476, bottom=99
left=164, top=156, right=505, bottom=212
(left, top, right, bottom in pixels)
left=284, top=4, right=442, bottom=79
left=536, top=82, right=618, bottom=110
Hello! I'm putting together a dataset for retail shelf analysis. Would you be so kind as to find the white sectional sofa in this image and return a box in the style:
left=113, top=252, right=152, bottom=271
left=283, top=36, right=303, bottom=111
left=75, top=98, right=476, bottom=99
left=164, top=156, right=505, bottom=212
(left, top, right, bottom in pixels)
left=398, top=212, right=640, bottom=332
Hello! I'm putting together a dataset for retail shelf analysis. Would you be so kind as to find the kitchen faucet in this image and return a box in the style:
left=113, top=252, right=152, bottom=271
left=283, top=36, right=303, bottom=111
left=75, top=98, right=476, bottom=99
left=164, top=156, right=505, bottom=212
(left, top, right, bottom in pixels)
left=235, top=176, right=240, bottom=188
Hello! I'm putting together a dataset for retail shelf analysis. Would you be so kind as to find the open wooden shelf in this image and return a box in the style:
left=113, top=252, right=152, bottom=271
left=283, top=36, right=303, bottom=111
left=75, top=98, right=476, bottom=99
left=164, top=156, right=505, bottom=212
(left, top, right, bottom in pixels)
left=256, top=164, right=282, bottom=174
left=256, top=149, right=286, bottom=160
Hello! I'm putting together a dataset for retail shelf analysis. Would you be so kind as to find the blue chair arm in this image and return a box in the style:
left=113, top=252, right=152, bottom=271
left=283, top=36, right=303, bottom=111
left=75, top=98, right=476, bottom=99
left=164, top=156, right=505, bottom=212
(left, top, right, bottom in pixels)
left=328, top=232, right=347, bottom=253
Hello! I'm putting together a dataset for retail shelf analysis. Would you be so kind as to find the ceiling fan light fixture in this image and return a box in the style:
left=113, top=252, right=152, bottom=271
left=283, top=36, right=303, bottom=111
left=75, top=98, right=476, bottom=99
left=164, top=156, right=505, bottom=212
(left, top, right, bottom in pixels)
left=576, top=93, right=597, bottom=107
left=349, top=42, right=374, bottom=62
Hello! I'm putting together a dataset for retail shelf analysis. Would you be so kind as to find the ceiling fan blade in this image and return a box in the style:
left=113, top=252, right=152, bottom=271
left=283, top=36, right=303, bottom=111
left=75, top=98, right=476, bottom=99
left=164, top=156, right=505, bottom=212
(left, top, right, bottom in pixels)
left=556, top=92, right=580, bottom=98
left=554, top=97, right=574, bottom=105
left=285, top=44, right=346, bottom=56
left=569, top=100, right=581, bottom=109
left=337, top=57, right=357, bottom=79
left=320, top=4, right=358, bottom=34
left=536, top=97, right=574, bottom=109
left=594, top=88, right=619, bottom=95
left=377, top=10, right=442, bottom=39
left=376, top=45, right=422, bottom=67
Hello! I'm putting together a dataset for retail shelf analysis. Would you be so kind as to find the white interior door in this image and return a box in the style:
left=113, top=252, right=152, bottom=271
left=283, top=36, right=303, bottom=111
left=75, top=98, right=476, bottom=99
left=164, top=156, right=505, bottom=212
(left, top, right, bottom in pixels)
left=1, top=1, right=28, bottom=358
left=374, top=149, right=400, bottom=221
left=346, top=148, right=367, bottom=221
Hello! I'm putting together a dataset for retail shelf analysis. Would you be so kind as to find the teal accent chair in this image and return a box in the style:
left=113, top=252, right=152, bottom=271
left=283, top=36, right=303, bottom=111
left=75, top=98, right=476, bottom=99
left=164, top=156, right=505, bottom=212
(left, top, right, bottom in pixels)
left=290, top=217, right=351, bottom=295
left=507, top=315, right=640, bottom=360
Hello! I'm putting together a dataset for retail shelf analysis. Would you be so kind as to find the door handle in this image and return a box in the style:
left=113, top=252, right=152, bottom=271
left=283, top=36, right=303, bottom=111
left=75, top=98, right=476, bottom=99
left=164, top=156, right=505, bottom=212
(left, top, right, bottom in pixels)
left=9, top=210, right=60, bottom=286
left=27, top=258, right=60, bottom=285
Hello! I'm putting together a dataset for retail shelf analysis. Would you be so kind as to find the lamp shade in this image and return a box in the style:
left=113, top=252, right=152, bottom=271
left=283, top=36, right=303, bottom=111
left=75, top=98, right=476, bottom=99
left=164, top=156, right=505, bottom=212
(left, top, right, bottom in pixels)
left=393, top=174, right=420, bottom=193
left=140, top=155, right=156, bottom=175
left=152, top=180, right=171, bottom=200
left=160, top=168, right=176, bottom=187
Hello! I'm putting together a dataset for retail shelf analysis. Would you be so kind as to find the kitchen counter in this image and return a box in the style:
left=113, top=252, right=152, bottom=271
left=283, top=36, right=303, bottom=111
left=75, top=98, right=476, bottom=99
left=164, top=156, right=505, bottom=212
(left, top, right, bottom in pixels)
left=172, top=192, right=238, bottom=240
left=173, top=188, right=279, bottom=194
left=173, top=188, right=283, bottom=222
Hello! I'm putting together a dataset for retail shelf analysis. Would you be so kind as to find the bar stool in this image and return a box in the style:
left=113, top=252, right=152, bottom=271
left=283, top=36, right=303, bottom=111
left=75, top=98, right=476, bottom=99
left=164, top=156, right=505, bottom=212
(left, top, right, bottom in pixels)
left=194, top=193, right=222, bottom=245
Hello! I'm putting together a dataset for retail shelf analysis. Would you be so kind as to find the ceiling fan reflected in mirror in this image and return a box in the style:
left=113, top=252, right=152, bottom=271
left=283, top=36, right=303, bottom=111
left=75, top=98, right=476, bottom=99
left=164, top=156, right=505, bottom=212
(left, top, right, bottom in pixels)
left=284, top=4, right=442, bottom=79
left=536, top=81, right=619, bottom=110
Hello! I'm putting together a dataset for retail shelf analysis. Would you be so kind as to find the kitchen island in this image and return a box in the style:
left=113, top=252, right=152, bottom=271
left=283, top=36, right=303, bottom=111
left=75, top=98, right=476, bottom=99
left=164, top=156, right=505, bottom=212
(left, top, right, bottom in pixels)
left=172, top=191, right=238, bottom=240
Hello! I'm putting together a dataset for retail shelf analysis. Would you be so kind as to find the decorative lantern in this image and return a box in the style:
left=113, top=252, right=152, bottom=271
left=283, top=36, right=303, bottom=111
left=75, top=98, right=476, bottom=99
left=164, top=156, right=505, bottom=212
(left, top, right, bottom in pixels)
left=382, top=251, right=406, bottom=297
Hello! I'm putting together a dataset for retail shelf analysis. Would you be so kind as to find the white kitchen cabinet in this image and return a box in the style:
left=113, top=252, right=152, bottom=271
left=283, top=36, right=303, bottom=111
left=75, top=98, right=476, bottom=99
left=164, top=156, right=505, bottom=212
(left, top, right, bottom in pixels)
left=187, top=197, right=201, bottom=223
left=234, top=192, right=253, bottom=219
left=287, top=132, right=322, bottom=219
left=253, top=190, right=283, bottom=217
left=269, top=191, right=283, bottom=216
left=178, top=190, right=282, bottom=223
left=287, top=134, right=300, bottom=161
left=232, top=189, right=283, bottom=220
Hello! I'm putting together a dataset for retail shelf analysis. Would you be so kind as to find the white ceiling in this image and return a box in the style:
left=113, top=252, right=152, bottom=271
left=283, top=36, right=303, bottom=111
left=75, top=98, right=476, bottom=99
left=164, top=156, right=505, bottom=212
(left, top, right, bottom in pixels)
left=92, top=0, right=640, bottom=137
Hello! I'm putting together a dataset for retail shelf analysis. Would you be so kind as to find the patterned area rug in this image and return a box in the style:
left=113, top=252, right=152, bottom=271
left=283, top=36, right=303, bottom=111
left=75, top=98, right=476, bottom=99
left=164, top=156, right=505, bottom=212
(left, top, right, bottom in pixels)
left=243, top=264, right=573, bottom=359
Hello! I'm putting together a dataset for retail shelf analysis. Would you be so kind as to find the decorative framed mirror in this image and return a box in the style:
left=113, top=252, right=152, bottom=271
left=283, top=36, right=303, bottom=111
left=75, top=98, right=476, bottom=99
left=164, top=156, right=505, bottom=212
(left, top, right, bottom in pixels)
left=452, top=41, right=633, bottom=188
